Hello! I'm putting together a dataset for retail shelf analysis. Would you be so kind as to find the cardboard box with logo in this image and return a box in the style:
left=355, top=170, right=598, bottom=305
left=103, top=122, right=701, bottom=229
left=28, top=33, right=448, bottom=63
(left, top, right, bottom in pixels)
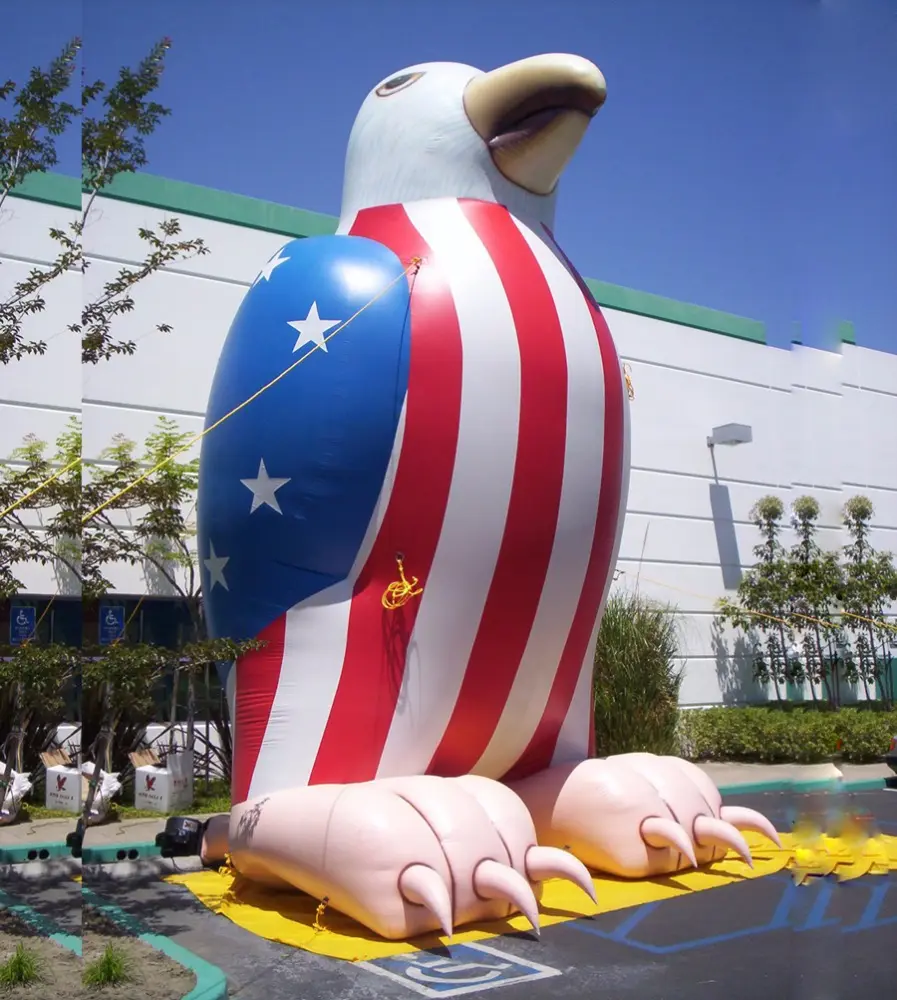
left=45, top=764, right=82, bottom=813
left=132, top=747, right=194, bottom=813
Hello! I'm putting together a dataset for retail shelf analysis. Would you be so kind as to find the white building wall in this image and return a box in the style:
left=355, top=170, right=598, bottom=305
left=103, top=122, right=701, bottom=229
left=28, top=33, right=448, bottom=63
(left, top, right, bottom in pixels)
left=2, top=180, right=895, bottom=706
left=0, top=193, right=80, bottom=595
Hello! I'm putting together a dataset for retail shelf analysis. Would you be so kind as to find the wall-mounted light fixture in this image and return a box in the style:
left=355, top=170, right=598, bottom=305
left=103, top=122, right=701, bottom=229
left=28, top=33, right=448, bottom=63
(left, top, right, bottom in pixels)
left=706, top=423, right=753, bottom=448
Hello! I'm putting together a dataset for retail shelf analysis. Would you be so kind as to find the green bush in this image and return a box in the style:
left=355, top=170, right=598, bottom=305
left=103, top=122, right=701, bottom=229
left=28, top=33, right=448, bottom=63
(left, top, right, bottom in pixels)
left=593, top=589, right=683, bottom=756
left=678, top=705, right=897, bottom=763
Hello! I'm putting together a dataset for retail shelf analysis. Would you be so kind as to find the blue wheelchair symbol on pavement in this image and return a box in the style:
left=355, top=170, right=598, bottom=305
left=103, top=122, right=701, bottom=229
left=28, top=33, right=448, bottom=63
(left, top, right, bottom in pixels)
left=360, top=941, right=561, bottom=996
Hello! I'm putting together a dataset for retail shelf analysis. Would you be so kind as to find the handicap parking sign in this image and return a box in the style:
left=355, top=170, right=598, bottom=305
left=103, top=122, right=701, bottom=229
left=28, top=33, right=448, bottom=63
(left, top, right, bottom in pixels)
left=10, top=606, right=35, bottom=645
left=359, top=941, right=561, bottom=997
left=99, top=605, right=125, bottom=645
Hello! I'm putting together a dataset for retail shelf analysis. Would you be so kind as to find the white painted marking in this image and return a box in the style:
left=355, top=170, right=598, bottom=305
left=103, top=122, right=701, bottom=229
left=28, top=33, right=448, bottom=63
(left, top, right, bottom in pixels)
left=358, top=940, right=562, bottom=997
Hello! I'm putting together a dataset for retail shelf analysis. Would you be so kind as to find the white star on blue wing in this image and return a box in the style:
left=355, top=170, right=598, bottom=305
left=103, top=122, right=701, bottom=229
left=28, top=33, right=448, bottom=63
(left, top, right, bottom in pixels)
left=287, top=301, right=342, bottom=353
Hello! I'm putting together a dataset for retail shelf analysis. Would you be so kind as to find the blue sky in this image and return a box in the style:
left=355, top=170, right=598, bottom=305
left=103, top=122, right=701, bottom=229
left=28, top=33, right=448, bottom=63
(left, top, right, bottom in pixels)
left=5, top=0, right=897, bottom=352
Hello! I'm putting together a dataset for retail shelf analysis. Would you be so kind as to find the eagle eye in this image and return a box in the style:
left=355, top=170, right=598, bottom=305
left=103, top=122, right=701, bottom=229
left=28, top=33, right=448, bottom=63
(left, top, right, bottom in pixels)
left=375, top=71, right=425, bottom=97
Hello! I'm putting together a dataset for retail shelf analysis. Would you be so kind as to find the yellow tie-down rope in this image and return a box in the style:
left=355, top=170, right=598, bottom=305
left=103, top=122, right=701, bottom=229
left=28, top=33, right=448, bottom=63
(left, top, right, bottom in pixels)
left=0, top=457, right=82, bottom=522
left=381, top=554, right=423, bottom=610
left=623, top=363, right=635, bottom=400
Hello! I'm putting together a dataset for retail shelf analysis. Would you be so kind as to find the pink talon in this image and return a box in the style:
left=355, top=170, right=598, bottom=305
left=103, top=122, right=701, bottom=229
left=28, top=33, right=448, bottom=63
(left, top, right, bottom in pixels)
left=525, top=844, right=597, bottom=904
left=640, top=816, right=698, bottom=868
left=399, top=864, right=454, bottom=939
left=720, top=805, right=783, bottom=849
left=694, top=815, right=753, bottom=867
left=474, top=860, right=541, bottom=935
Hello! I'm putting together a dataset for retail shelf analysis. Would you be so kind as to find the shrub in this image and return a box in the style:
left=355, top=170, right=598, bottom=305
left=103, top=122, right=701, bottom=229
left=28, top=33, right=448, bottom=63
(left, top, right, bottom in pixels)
left=593, top=589, right=683, bottom=756
left=678, top=705, right=897, bottom=763
left=0, top=942, right=42, bottom=987
left=82, top=942, right=132, bottom=987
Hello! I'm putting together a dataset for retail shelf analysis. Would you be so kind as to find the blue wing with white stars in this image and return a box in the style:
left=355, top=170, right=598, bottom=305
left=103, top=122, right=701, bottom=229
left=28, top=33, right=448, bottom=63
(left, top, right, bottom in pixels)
left=196, top=234, right=412, bottom=645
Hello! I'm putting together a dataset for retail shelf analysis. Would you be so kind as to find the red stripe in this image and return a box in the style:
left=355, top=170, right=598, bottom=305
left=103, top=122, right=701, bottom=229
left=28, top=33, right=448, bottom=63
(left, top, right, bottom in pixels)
left=308, top=204, right=464, bottom=784
left=232, top=614, right=287, bottom=804
left=425, top=200, right=569, bottom=776
left=503, top=231, right=625, bottom=781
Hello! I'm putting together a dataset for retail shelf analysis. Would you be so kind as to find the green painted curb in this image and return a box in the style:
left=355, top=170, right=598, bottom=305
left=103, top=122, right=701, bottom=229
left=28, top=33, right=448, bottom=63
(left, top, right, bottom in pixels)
left=0, top=888, right=81, bottom=954
left=82, top=886, right=228, bottom=1000
left=0, top=840, right=73, bottom=864
left=719, top=777, right=887, bottom=795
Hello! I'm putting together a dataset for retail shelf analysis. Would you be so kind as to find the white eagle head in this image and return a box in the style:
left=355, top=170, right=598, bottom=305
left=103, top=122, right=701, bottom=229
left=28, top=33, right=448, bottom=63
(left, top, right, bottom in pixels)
left=339, top=54, right=606, bottom=233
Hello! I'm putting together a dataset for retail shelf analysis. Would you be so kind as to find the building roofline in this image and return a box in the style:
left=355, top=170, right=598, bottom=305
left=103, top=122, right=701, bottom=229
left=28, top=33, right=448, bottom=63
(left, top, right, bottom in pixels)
left=11, top=170, right=859, bottom=348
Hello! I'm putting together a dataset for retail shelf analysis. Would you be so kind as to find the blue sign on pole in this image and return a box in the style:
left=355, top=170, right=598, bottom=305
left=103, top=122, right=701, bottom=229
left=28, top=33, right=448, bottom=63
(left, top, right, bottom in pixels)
left=10, top=606, right=36, bottom=646
left=99, top=605, right=125, bottom=645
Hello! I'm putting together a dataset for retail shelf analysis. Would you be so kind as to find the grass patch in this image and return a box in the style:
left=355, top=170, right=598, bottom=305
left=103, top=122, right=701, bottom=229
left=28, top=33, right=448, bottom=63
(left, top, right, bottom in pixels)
left=16, top=806, right=78, bottom=820
left=0, top=941, right=43, bottom=987
left=82, top=942, right=132, bottom=988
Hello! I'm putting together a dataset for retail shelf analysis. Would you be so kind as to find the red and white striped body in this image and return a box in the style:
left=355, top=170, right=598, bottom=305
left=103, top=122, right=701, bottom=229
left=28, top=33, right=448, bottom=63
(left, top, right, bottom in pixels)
left=232, top=197, right=630, bottom=804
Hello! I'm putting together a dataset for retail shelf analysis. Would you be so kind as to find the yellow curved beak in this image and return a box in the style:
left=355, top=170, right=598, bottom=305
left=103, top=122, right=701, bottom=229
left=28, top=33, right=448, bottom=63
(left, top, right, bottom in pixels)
left=464, top=53, right=606, bottom=195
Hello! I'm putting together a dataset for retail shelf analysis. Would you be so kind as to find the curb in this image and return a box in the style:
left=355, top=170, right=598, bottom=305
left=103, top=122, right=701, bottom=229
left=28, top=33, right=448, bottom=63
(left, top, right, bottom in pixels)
left=82, top=886, right=228, bottom=1000
left=0, top=841, right=73, bottom=864
left=718, top=777, right=888, bottom=795
left=83, top=840, right=168, bottom=864
left=0, top=887, right=81, bottom=954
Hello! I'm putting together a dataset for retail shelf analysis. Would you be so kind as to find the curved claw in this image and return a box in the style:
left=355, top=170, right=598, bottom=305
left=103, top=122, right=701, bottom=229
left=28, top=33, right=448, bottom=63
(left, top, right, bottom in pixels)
left=641, top=816, right=698, bottom=868
left=720, top=805, right=783, bottom=849
left=694, top=815, right=753, bottom=867
left=399, top=864, right=454, bottom=939
left=525, top=844, right=597, bottom=904
left=474, top=859, right=541, bottom=935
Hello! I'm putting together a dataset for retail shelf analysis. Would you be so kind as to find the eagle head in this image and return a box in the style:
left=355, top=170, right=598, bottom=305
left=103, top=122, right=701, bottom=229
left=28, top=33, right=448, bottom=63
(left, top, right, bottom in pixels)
left=338, top=54, right=606, bottom=233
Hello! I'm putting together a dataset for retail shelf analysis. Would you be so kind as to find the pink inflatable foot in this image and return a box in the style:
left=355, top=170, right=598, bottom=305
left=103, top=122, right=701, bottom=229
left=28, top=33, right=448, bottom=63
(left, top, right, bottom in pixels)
left=224, top=774, right=595, bottom=940
left=507, top=754, right=781, bottom=878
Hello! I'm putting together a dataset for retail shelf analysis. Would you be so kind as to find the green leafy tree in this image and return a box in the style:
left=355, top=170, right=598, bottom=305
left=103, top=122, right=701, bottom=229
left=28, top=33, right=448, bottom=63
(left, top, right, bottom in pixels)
left=0, top=417, right=258, bottom=810
left=81, top=417, right=199, bottom=606
left=0, top=38, right=209, bottom=365
left=0, top=39, right=79, bottom=362
left=839, top=496, right=897, bottom=708
left=717, top=496, right=795, bottom=702
left=0, top=643, right=78, bottom=808
left=0, top=419, right=82, bottom=598
left=0, top=39, right=79, bottom=206
left=78, top=37, right=209, bottom=363
left=786, top=496, right=844, bottom=706
left=0, top=422, right=80, bottom=815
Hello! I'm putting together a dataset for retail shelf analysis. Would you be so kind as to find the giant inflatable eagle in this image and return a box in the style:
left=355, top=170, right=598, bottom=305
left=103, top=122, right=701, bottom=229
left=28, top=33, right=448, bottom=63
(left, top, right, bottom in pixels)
left=196, top=54, right=779, bottom=940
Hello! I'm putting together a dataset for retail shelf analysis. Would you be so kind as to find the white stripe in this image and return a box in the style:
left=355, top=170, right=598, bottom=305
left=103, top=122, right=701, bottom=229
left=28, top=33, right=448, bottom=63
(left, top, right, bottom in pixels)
left=553, top=310, right=633, bottom=766
left=552, top=640, right=597, bottom=764
left=375, top=198, right=522, bottom=778
left=472, top=216, right=607, bottom=779
left=335, top=210, right=358, bottom=236
left=247, top=400, right=407, bottom=797
left=225, top=666, right=236, bottom=728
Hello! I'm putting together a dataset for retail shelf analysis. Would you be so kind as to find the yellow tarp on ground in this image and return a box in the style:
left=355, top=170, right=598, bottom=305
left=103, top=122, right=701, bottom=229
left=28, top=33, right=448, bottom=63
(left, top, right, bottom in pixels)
left=165, top=831, right=897, bottom=962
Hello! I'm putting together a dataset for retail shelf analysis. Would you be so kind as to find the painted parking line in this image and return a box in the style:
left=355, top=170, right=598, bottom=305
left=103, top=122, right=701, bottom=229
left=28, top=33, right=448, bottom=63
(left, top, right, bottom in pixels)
left=561, top=873, right=897, bottom=954
left=358, top=941, right=562, bottom=997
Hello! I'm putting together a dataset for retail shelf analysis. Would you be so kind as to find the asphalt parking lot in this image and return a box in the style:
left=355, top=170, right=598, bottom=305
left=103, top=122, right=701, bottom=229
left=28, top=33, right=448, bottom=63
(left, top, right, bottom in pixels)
left=5, top=789, right=896, bottom=1000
